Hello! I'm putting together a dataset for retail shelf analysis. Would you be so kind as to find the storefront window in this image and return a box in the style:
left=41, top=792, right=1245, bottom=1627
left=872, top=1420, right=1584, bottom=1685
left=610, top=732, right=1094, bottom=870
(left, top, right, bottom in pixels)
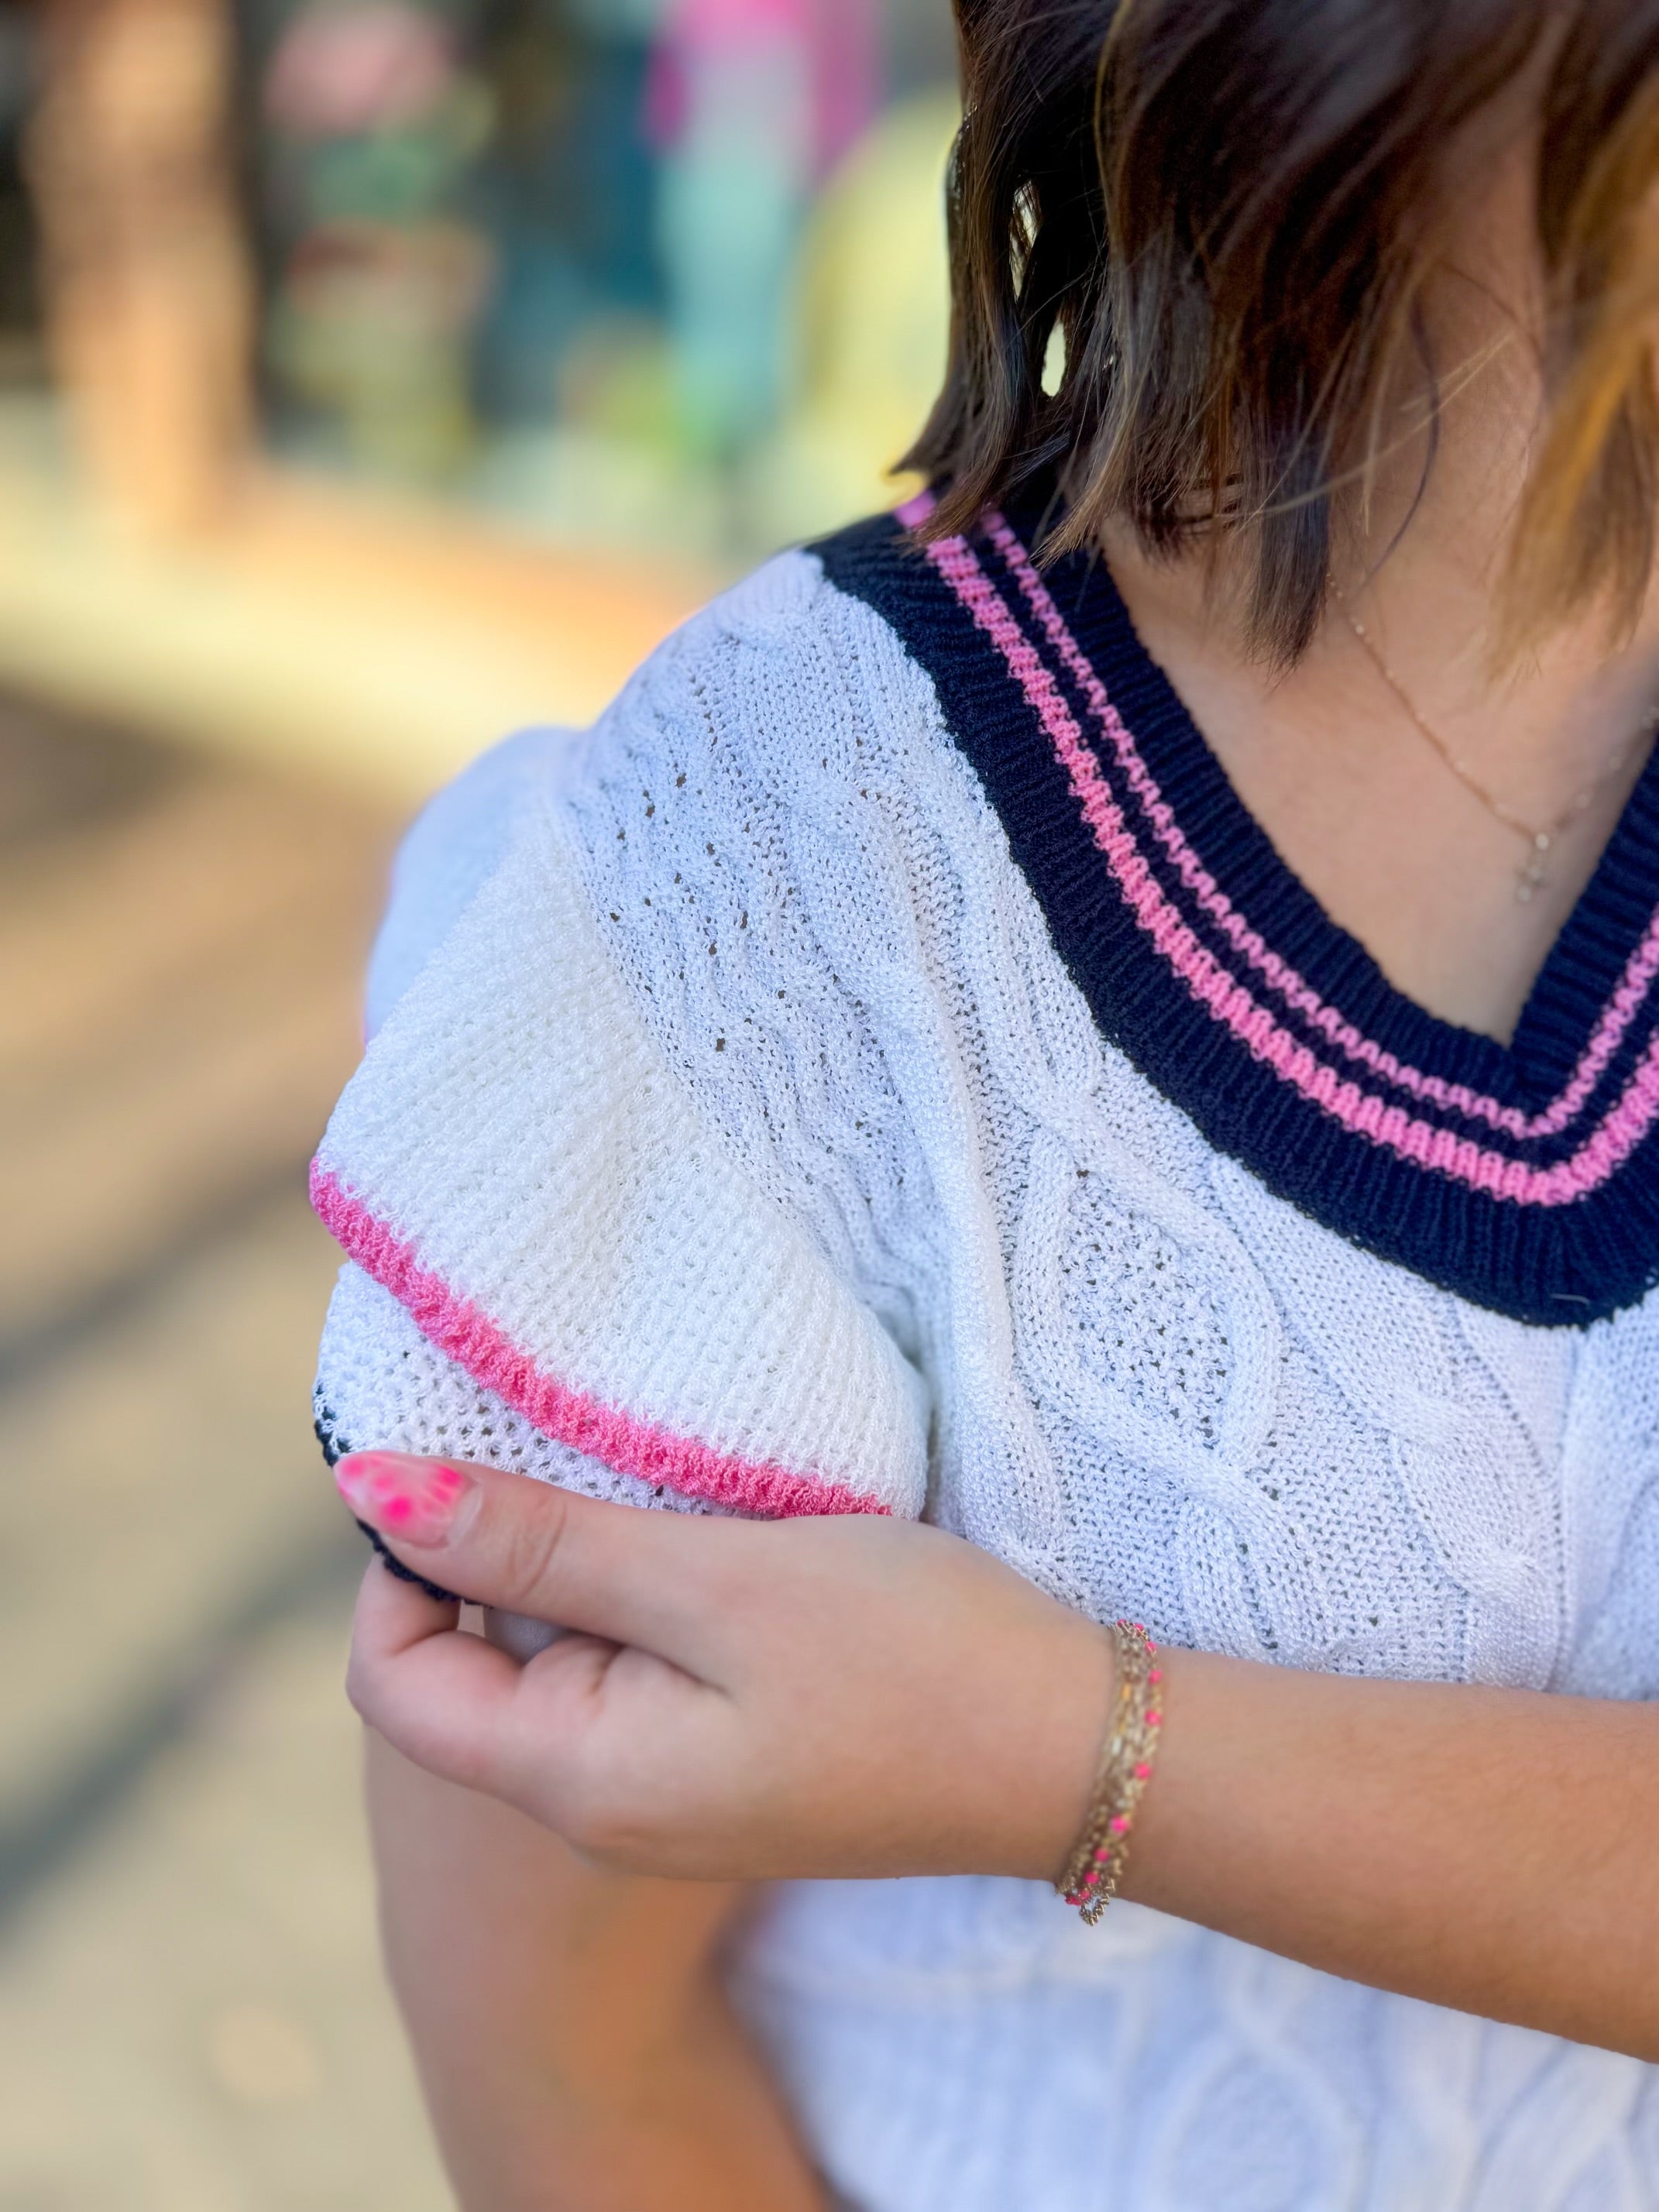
left=240, top=0, right=957, bottom=562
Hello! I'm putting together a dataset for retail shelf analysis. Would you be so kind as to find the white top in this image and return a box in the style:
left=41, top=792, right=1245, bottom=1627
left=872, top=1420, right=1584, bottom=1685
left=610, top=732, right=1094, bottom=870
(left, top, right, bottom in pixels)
left=314, top=544, right=1659, bottom=2212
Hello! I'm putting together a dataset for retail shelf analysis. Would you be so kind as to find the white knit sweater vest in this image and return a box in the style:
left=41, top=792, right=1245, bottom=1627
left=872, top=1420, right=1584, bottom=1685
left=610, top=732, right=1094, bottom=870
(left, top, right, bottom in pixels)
left=314, top=545, right=1659, bottom=2212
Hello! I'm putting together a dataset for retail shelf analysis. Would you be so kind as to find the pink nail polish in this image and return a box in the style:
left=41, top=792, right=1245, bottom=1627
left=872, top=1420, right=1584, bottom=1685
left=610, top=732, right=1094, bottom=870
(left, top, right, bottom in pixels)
left=335, top=1453, right=476, bottom=1547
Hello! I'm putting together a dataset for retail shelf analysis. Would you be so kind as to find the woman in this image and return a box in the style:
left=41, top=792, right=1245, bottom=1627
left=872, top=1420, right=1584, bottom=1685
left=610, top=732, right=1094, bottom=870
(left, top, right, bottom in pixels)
left=311, top=2, right=1659, bottom=2203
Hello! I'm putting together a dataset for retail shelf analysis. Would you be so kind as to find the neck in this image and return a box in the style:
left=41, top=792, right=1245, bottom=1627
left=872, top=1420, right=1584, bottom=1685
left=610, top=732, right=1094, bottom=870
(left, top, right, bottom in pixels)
left=1091, top=112, right=1659, bottom=1042
left=1111, top=259, right=1659, bottom=812
left=1097, top=325, right=1659, bottom=1041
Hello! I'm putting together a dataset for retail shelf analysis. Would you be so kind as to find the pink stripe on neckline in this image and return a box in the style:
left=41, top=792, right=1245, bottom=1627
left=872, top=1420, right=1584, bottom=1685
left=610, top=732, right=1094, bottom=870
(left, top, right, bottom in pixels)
left=311, top=1163, right=891, bottom=1519
left=926, top=533, right=1659, bottom=1205
left=984, top=513, right=1659, bottom=1146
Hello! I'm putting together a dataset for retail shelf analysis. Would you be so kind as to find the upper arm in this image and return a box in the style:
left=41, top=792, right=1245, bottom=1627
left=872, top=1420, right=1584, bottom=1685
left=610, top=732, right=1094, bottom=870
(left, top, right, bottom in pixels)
left=363, top=1726, right=759, bottom=2207
left=366, top=1723, right=747, bottom=2066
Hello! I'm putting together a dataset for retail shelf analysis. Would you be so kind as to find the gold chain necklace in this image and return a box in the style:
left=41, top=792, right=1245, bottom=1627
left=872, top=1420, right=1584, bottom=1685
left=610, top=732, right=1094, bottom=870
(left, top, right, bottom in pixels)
left=1329, top=579, right=1658, bottom=904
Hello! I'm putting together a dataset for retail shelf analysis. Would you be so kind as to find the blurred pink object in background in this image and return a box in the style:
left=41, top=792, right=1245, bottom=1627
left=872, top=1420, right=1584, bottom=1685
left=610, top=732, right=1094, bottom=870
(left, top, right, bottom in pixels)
left=647, top=0, right=878, bottom=177
left=263, top=2, right=455, bottom=140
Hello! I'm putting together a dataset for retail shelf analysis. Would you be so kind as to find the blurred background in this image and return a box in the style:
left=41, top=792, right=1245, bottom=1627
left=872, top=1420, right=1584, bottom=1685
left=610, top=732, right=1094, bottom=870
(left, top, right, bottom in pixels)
left=0, top=3, right=956, bottom=2203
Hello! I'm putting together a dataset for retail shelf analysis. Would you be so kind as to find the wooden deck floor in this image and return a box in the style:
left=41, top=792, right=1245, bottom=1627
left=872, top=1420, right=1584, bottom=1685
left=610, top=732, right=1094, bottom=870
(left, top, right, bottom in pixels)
left=0, top=699, right=452, bottom=2207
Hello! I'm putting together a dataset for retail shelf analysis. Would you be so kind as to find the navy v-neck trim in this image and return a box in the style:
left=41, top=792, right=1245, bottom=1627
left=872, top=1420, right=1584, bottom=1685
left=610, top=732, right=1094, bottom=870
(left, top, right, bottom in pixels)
left=812, top=504, right=1659, bottom=1327
left=1042, top=526, right=1659, bottom=1112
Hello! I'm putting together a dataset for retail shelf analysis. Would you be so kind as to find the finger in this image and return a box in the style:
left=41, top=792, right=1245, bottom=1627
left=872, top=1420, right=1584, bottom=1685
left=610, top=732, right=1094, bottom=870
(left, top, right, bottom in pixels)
left=334, top=1451, right=737, bottom=1673
left=350, top=1555, right=678, bottom=1829
left=346, top=1553, right=524, bottom=1791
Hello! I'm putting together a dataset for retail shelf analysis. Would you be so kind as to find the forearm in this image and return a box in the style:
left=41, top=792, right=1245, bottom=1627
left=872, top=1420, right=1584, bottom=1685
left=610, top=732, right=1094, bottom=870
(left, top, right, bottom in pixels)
left=1125, top=1650, right=1659, bottom=2057
left=340, top=1458, right=1659, bottom=2070
left=365, top=1729, right=826, bottom=2211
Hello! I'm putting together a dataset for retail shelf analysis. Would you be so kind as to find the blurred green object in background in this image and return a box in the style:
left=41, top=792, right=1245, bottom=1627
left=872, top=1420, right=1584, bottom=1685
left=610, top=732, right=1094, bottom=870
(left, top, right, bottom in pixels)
left=245, top=0, right=954, bottom=558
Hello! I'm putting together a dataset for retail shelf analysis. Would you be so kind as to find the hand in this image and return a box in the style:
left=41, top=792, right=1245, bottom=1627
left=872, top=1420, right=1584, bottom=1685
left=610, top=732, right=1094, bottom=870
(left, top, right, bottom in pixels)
left=336, top=1451, right=1111, bottom=1886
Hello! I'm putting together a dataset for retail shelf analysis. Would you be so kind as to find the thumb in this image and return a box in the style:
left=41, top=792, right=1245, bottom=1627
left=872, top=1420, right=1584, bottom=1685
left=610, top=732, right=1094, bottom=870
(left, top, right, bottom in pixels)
left=334, top=1451, right=725, bottom=1671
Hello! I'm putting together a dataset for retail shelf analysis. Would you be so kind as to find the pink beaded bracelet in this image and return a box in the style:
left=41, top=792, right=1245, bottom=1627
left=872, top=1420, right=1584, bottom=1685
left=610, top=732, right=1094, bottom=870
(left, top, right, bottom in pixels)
left=1055, top=1620, right=1164, bottom=1924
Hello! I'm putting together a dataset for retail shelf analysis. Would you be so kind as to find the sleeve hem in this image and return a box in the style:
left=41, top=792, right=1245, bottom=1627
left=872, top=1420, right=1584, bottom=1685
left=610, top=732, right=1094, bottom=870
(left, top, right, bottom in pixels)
left=311, top=1161, right=896, bottom=1521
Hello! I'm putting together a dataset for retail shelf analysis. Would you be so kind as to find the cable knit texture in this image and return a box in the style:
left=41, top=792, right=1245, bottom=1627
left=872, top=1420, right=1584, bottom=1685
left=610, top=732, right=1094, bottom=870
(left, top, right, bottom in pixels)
left=312, top=754, right=928, bottom=1520
left=312, top=543, right=1659, bottom=2212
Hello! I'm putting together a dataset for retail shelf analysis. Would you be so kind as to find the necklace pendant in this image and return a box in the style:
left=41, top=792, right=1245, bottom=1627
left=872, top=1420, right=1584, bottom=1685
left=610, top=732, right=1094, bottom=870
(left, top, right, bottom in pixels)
left=1516, top=840, right=1551, bottom=904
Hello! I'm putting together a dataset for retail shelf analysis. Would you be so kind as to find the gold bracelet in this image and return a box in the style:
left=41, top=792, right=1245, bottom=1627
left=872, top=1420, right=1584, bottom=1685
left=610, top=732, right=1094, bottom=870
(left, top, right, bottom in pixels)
left=1055, top=1620, right=1164, bottom=1924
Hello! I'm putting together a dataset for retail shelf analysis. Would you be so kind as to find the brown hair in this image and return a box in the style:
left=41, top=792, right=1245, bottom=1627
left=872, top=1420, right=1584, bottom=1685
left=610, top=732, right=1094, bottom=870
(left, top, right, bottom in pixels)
left=905, top=0, right=1659, bottom=663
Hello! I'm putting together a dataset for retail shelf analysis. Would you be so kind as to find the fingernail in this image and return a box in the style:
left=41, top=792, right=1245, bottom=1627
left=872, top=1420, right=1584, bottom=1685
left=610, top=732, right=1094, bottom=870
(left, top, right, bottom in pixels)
left=335, top=1453, right=477, bottom=1547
